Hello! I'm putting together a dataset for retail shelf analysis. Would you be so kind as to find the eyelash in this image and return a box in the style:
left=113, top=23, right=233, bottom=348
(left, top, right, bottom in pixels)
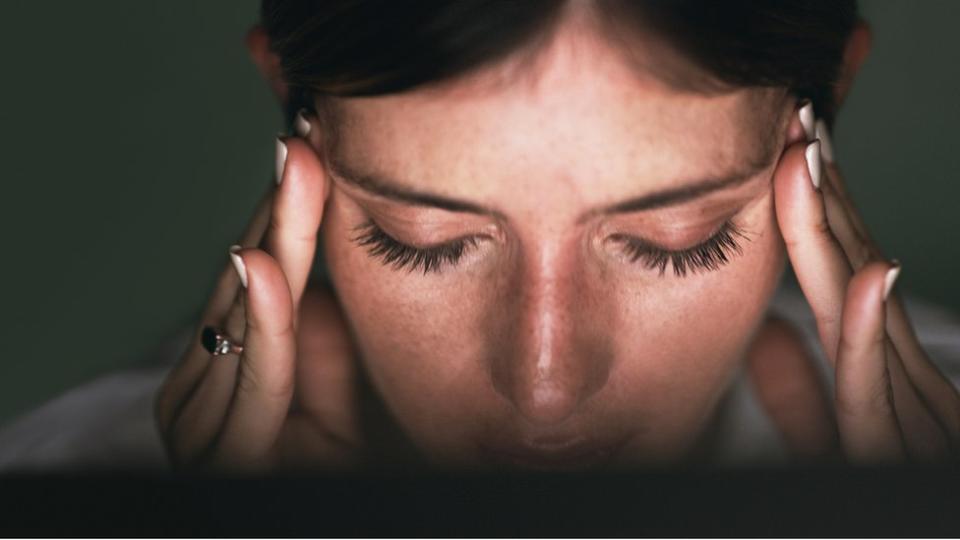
left=352, top=219, right=748, bottom=277
left=609, top=220, right=748, bottom=277
left=352, top=220, right=481, bottom=274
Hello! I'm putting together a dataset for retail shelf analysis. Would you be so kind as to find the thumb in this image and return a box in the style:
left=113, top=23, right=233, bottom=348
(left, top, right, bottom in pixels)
left=211, top=247, right=297, bottom=469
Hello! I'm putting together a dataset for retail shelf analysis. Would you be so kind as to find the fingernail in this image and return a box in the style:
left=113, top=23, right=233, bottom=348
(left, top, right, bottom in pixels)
left=294, top=108, right=312, bottom=138
left=798, top=100, right=816, bottom=141
left=229, top=245, right=248, bottom=288
left=805, top=139, right=822, bottom=190
left=883, top=260, right=901, bottom=301
left=275, top=136, right=288, bottom=186
left=815, top=119, right=835, bottom=163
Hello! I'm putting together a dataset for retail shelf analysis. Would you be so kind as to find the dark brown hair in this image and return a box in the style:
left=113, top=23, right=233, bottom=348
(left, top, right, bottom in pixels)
left=260, top=0, right=858, bottom=133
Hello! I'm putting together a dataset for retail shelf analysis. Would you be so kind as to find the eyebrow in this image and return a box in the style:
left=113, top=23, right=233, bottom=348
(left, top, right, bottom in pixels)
left=328, top=144, right=777, bottom=219
left=329, top=158, right=496, bottom=215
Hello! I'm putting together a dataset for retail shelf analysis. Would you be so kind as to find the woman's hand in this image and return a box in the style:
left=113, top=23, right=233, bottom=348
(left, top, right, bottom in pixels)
left=154, top=114, right=361, bottom=472
left=762, top=101, right=960, bottom=463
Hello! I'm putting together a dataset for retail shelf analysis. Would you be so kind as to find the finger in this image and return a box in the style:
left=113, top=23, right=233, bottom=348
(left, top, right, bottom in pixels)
left=835, top=261, right=905, bottom=463
left=815, top=121, right=960, bottom=447
left=162, top=126, right=329, bottom=442
left=210, top=248, right=296, bottom=469
left=167, top=351, right=241, bottom=465
left=885, top=297, right=960, bottom=446
left=204, top=186, right=276, bottom=321
left=782, top=126, right=949, bottom=460
left=217, top=133, right=329, bottom=339
left=156, top=189, right=275, bottom=437
left=819, top=167, right=954, bottom=457
left=815, top=119, right=875, bottom=249
left=745, top=317, right=838, bottom=461
left=882, top=334, right=952, bottom=461
left=819, top=177, right=878, bottom=270
left=164, top=250, right=251, bottom=464
left=774, top=138, right=853, bottom=364
left=814, top=172, right=950, bottom=460
left=261, top=133, right=329, bottom=317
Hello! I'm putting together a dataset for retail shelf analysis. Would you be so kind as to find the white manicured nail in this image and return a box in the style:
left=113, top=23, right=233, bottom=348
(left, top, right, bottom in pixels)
left=805, top=139, right=822, bottom=190
left=799, top=100, right=816, bottom=141
left=815, top=119, right=835, bottom=163
left=229, top=245, right=248, bottom=288
left=884, top=261, right=901, bottom=301
left=294, top=109, right=312, bottom=138
left=275, top=136, right=288, bottom=186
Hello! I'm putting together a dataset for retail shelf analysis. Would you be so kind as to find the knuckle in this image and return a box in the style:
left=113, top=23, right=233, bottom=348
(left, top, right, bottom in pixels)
left=235, top=365, right=264, bottom=397
left=814, top=312, right=841, bottom=342
left=268, top=211, right=284, bottom=235
left=270, top=213, right=317, bottom=246
left=811, top=213, right=835, bottom=243
left=781, top=211, right=838, bottom=254
left=836, top=372, right=896, bottom=421
left=782, top=236, right=801, bottom=253
left=850, top=240, right=880, bottom=269
left=835, top=385, right=895, bottom=420
left=837, top=330, right=885, bottom=366
left=851, top=243, right=872, bottom=268
left=291, top=229, right=318, bottom=246
left=237, top=357, right=295, bottom=402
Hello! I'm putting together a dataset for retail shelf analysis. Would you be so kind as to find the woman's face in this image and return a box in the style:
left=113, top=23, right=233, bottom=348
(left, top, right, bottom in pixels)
left=314, top=20, right=798, bottom=469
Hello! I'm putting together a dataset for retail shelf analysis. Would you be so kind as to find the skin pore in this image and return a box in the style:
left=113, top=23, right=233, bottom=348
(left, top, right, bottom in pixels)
left=306, top=5, right=802, bottom=469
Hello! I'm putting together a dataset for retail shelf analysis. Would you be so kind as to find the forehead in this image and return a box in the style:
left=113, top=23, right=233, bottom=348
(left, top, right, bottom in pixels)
left=325, top=15, right=789, bottom=206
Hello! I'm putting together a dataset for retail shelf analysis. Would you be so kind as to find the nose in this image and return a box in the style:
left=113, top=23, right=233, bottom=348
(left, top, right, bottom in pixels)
left=489, top=243, right=611, bottom=425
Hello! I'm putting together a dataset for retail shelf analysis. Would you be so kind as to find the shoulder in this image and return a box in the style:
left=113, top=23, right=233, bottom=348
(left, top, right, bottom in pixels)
left=0, top=328, right=190, bottom=472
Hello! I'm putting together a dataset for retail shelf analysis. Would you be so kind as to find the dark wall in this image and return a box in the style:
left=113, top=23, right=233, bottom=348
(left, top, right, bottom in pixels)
left=0, top=1, right=957, bottom=425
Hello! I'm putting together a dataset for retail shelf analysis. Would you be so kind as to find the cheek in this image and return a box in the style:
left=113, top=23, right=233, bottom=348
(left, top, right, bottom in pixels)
left=321, top=192, right=495, bottom=454
left=606, top=193, right=786, bottom=440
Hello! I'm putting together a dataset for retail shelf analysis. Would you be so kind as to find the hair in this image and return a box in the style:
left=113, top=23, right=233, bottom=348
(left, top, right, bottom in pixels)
left=260, top=0, right=859, bottom=138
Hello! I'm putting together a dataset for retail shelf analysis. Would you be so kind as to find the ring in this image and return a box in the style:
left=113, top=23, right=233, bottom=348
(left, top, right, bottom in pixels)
left=201, top=326, right=244, bottom=356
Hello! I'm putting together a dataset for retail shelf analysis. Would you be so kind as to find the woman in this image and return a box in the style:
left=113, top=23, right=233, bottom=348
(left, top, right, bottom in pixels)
left=5, top=0, right=957, bottom=473
left=148, top=0, right=960, bottom=471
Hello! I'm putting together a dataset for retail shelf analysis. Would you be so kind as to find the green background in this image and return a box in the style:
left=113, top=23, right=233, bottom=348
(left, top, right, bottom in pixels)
left=1, top=1, right=958, bottom=426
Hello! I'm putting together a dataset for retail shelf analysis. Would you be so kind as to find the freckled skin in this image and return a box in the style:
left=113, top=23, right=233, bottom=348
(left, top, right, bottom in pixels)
left=315, top=8, right=795, bottom=468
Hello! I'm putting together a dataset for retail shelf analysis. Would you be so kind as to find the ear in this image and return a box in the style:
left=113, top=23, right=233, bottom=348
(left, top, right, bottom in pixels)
left=833, top=19, right=872, bottom=110
left=245, top=24, right=289, bottom=106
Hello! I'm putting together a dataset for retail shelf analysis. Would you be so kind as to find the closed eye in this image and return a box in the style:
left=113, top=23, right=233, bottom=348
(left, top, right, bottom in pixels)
left=351, top=219, right=482, bottom=274
left=609, top=220, right=750, bottom=277
left=353, top=218, right=749, bottom=277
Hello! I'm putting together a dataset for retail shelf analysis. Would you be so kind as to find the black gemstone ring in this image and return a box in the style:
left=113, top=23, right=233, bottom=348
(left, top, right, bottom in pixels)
left=201, top=326, right=244, bottom=356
